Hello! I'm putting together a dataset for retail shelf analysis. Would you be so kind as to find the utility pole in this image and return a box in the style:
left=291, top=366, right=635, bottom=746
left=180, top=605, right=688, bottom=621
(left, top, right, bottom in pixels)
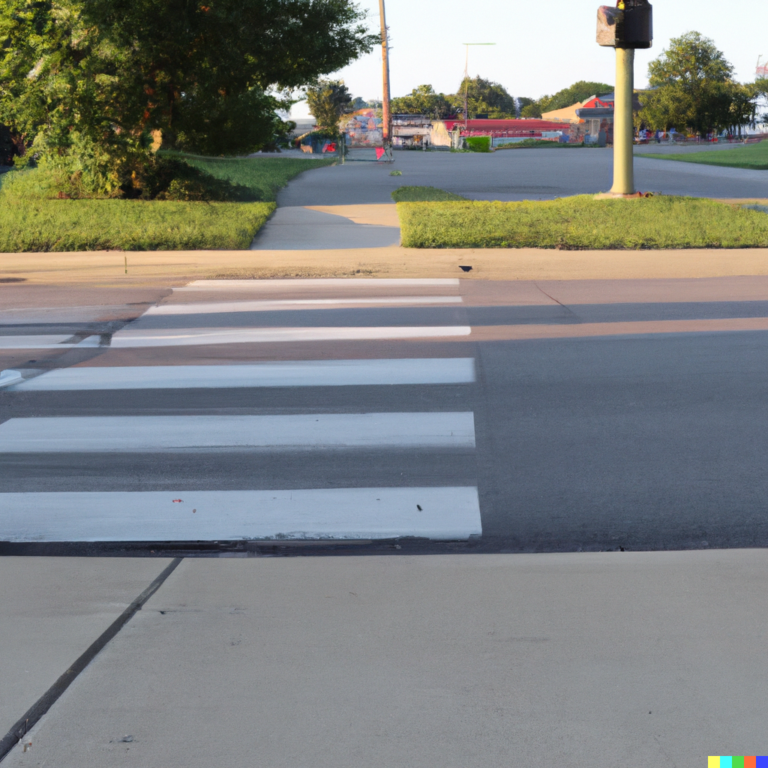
left=379, top=0, right=391, bottom=143
left=596, top=0, right=653, bottom=196
left=462, top=43, right=495, bottom=127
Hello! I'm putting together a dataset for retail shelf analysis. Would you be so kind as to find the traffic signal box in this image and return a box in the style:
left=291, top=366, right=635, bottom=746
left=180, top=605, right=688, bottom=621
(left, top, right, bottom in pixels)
left=597, top=0, right=653, bottom=49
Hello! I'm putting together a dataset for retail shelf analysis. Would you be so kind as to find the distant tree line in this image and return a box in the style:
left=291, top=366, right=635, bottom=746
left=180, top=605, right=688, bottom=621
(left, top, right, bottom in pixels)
left=388, top=79, right=613, bottom=120
left=390, top=78, right=517, bottom=120
left=636, top=32, right=766, bottom=136
left=385, top=32, right=767, bottom=136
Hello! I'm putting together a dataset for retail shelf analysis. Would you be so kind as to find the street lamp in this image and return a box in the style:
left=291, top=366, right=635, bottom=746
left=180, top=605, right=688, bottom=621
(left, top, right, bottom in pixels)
left=597, top=0, right=653, bottom=196
left=462, top=43, right=495, bottom=127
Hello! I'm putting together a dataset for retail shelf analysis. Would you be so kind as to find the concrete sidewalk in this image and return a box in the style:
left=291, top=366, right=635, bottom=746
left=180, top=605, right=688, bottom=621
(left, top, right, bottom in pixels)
left=4, top=244, right=768, bottom=285
left=0, top=558, right=173, bottom=742
left=3, top=550, right=767, bottom=767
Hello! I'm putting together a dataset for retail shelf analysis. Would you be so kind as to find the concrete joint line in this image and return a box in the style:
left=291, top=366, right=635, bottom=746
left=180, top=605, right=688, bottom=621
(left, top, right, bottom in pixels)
left=0, top=557, right=182, bottom=763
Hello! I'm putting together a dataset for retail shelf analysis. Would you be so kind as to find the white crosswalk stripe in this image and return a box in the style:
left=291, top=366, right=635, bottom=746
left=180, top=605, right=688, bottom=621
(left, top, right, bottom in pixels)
left=1, top=488, right=481, bottom=542
left=109, top=325, right=471, bottom=347
left=0, top=413, right=476, bottom=452
left=0, top=335, right=101, bottom=349
left=145, top=297, right=463, bottom=314
left=11, top=359, right=475, bottom=391
left=174, top=278, right=460, bottom=291
left=1, top=278, right=481, bottom=543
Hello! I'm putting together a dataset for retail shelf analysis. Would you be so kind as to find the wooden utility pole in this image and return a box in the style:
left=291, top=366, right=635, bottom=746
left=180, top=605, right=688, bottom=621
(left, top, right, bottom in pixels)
left=379, top=0, right=391, bottom=142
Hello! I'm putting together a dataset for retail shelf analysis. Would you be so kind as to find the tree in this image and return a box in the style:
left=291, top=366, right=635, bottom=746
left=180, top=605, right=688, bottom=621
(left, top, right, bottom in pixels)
left=538, top=81, right=613, bottom=113
left=0, top=123, right=24, bottom=165
left=391, top=85, right=453, bottom=118
left=306, top=80, right=353, bottom=131
left=0, top=0, right=376, bottom=196
left=638, top=32, right=753, bottom=136
left=454, top=76, right=515, bottom=119
left=518, top=98, right=542, bottom=118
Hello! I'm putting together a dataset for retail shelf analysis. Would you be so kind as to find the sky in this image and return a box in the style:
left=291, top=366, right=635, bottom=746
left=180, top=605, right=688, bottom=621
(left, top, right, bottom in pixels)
left=290, top=0, right=767, bottom=119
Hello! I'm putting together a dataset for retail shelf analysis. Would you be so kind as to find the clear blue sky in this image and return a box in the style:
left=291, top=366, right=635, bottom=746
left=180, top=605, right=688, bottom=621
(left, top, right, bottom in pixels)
left=291, top=0, right=766, bottom=118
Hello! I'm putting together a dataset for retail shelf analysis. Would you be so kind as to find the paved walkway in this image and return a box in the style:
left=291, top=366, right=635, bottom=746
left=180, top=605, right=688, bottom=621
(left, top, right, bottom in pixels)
left=275, top=147, right=768, bottom=206
left=251, top=204, right=400, bottom=250
left=2, top=550, right=767, bottom=767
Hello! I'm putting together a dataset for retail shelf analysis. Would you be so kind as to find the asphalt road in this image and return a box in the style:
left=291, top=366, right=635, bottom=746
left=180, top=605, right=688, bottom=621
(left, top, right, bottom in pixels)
left=276, top=144, right=768, bottom=204
left=3, top=275, right=768, bottom=553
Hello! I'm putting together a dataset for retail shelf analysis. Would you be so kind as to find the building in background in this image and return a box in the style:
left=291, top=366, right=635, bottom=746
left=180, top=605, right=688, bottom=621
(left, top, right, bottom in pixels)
left=392, top=114, right=433, bottom=148
left=430, top=118, right=573, bottom=147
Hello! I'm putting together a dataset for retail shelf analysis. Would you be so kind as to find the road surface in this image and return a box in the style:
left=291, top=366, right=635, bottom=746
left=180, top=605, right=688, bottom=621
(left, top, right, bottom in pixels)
left=3, top=275, right=768, bottom=553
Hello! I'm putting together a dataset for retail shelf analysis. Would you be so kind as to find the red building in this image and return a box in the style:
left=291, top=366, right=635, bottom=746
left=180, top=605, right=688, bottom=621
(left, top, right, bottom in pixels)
left=441, top=118, right=572, bottom=138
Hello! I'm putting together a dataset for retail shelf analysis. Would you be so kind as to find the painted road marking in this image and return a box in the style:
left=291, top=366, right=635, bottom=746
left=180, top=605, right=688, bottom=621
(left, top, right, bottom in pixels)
left=0, top=487, right=482, bottom=542
left=109, top=326, right=472, bottom=347
left=13, top=358, right=476, bottom=391
left=0, top=335, right=101, bottom=350
left=0, top=335, right=81, bottom=349
left=0, top=412, right=476, bottom=452
left=175, top=278, right=461, bottom=291
left=146, top=296, right=463, bottom=315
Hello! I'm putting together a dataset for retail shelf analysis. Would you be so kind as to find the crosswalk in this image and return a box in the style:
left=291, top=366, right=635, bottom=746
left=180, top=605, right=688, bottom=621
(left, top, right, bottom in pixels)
left=1, top=279, right=482, bottom=544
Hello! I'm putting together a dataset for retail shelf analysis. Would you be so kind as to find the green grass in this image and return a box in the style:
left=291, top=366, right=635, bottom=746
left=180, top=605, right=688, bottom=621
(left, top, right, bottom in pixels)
left=0, top=199, right=275, bottom=251
left=391, top=186, right=467, bottom=202
left=0, top=154, right=333, bottom=252
left=169, top=153, right=335, bottom=202
left=397, top=194, right=768, bottom=249
left=639, top=140, right=768, bottom=170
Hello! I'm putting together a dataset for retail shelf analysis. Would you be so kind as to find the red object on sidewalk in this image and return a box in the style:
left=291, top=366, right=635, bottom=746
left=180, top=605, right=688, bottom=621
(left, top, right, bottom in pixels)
left=375, top=147, right=385, bottom=160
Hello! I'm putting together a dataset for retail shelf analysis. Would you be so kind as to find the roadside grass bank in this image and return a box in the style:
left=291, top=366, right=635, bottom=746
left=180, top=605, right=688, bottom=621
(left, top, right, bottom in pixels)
left=397, top=193, right=768, bottom=249
left=639, top=141, right=768, bottom=170
left=168, top=153, right=335, bottom=202
left=0, top=155, right=333, bottom=252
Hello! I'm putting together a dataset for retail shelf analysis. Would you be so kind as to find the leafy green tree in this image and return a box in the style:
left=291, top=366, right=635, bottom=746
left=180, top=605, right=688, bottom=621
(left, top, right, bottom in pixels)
left=0, top=0, right=375, bottom=196
left=391, top=85, right=453, bottom=118
left=454, top=76, right=515, bottom=118
left=638, top=32, right=752, bottom=136
left=538, top=81, right=613, bottom=113
left=306, top=79, right=353, bottom=131
left=518, top=98, right=542, bottom=118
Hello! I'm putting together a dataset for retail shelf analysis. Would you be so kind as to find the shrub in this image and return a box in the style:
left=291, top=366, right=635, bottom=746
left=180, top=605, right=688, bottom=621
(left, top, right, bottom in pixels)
left=1, top=142, right=253, bottom=202
left=465, top=136, right=491, bottom=153
left=391, top=186, right=466, bottom=202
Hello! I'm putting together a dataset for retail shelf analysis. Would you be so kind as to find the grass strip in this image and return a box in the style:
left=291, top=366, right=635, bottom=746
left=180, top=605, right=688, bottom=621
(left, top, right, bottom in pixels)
left=391, top=186, right=467, bottom=202
left=172, top=154, right=335, bottom=201
left=398, top=194, right=768, bottom=249
left=0, top=199, right=275, bottom=252
left=639, top=141, right=768, bottom=170
left=0, top=154, right=332, bottom=252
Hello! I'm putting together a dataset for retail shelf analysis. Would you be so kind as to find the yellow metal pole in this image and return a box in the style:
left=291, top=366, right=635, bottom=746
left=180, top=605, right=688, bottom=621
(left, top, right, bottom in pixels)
left=610, top=47, right=635, bottom=195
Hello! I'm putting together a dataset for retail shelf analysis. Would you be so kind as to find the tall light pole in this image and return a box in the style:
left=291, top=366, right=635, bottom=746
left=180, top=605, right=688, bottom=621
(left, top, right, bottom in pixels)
left=462, top=43, right=495, bottom=126
left=379, top=0, right=391, bottom=143
left=597, top=0, right=652, bottom=196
